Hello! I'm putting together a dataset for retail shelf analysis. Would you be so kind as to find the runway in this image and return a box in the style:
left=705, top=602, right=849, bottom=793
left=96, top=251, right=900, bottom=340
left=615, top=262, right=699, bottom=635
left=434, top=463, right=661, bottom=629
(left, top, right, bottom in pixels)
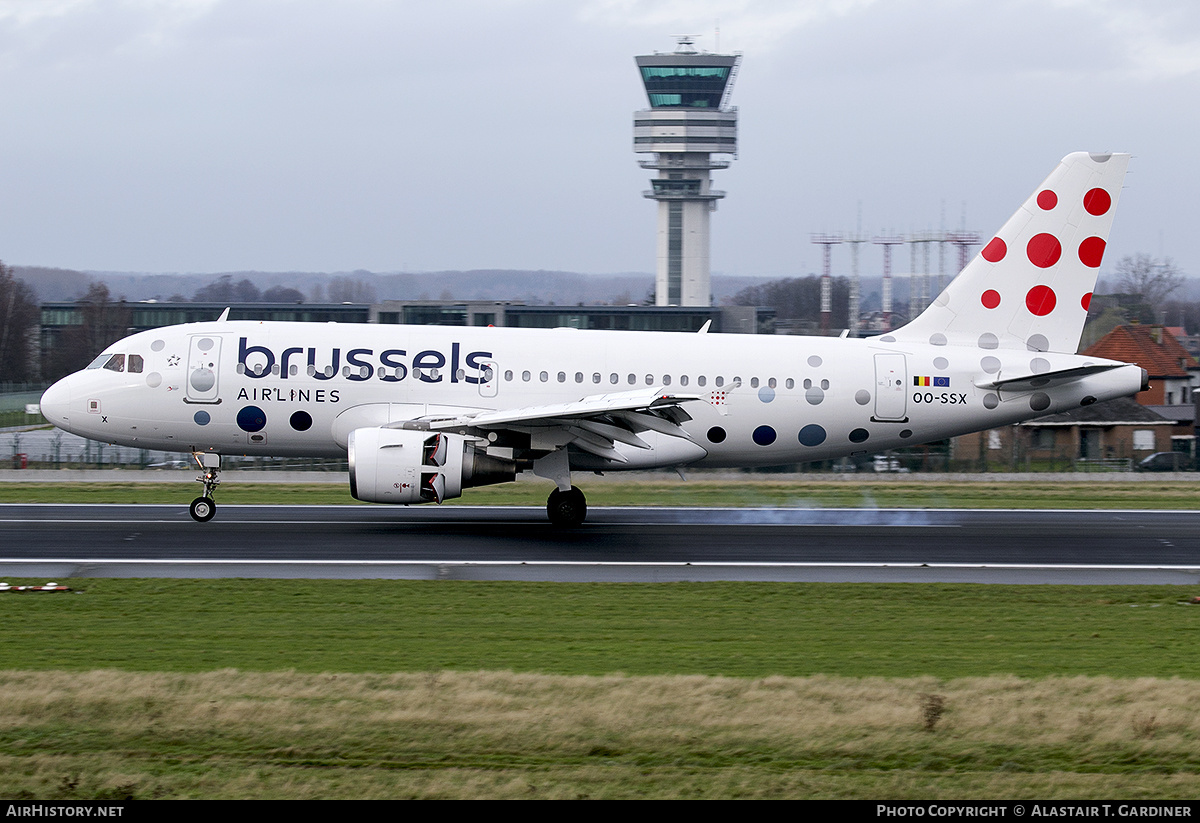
left=1, top=504, right=1198, bottom=583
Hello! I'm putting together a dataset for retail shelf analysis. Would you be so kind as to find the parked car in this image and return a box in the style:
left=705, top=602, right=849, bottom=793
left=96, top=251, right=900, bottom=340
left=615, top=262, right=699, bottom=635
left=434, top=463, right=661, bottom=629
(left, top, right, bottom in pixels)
left=1135, top=452, right=1194, bottom=472
left=872, top=455, right=910, bottom=473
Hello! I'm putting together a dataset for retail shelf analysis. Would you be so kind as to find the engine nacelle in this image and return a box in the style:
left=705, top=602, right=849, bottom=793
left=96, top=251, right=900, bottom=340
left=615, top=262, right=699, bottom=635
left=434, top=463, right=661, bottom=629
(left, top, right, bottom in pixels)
left=347, top=427, right=515, bottom=504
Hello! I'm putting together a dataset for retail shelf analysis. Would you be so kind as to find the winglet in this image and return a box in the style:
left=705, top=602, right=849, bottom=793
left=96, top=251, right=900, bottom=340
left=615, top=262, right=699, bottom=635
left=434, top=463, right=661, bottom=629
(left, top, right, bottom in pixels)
left=217, top=307, right=231, bottom=322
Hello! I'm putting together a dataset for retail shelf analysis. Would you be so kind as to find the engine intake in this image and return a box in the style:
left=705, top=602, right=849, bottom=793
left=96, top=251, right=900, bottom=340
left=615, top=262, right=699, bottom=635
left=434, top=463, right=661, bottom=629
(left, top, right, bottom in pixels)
left=348, top=428, right=515, bottom=504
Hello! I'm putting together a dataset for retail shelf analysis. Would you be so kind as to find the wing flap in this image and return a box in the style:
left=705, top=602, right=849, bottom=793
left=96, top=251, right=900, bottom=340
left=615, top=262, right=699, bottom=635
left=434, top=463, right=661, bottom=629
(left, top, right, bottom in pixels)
left=427, top=387, right=701, bottom=431
left=422, top=387, right=700, bottom=466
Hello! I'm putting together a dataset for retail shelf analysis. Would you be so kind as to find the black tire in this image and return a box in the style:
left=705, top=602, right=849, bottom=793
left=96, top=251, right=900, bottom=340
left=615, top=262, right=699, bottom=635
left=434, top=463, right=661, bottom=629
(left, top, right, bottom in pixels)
left=546, top=486, right=587, bottom=527
left=189, top=496, right=216, bottom=523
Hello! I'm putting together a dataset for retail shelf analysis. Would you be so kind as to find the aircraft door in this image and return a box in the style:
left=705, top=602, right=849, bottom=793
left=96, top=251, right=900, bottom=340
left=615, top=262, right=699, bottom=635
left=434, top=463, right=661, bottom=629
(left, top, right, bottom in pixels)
left=873, top=353, right=907, bottom=422
left=186, top=335, right=222, bottom=404
left=477, top=359, right=498, bottom=398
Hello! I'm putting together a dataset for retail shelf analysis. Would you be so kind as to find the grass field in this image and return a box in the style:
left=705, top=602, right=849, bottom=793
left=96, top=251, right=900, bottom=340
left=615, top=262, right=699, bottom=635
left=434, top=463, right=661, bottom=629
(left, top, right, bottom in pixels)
left=3, top=670, right=1199, bottom=799
left=3, top=475, right=1198, bottom=799
left=3, top=580, right=1200, bottom=799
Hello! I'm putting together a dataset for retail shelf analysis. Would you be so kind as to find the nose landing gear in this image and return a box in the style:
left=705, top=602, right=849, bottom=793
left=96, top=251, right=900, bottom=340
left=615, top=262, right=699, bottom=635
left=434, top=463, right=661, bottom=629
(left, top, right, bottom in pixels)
left=190, top=452, right=221, bottom=522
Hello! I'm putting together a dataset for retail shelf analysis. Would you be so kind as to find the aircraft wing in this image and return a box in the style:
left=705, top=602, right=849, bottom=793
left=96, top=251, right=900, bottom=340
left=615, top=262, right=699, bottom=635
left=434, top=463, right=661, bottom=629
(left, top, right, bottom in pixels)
left=416, top=387, right=702, bottom=463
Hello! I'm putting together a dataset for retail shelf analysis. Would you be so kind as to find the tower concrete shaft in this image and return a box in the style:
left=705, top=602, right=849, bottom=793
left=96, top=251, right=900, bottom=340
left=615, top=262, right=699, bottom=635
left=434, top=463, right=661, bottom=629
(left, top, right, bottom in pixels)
left=634, top=37, right=739, bottom=307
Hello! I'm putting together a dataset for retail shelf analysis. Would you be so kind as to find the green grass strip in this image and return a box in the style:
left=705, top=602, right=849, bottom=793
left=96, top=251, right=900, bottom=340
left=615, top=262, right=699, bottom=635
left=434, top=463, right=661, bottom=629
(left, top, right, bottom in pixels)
left=2, top=478, right=1200, bottom=508
left=2, top=580, right=1198, bottom=678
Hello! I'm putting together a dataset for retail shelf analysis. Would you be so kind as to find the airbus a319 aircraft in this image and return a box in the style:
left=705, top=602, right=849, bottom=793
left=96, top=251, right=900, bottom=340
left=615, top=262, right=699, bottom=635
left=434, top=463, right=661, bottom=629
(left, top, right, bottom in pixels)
left=40, top=152, right=1146, bottom=525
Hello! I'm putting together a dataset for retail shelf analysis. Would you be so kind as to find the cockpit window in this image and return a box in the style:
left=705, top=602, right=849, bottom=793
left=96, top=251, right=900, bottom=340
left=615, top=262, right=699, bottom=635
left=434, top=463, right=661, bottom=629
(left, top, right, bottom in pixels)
left=102, top=354, right=125, bottom=372
left=86, top=353, right=112, bottom=370
left=128, top=354, right=144, bottom=373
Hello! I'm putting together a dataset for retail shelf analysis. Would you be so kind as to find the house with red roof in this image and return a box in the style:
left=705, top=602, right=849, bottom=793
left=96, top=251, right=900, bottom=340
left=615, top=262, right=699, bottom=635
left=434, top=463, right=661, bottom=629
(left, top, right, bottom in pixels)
left=1081, top=324, right=1198, bottom=407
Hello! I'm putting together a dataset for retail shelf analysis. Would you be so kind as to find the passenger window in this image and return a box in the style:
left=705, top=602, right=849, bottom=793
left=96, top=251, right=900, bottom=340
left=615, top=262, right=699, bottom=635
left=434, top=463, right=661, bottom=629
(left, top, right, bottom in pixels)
left=627, top=374, right=636, bottom=385
left=504, top=370, right=513, bottom=381
left=127, top=354, right=144, bottom=374
left=785, top=378, right=795, bottom=389
left=103, top=354, right=125, bottom=372
left=697, top=376, right=706, bottom=387
left=680, top=375, right=689, bottom=386
left=539, top=371, right=548, bottom=382
left=663, top=375, right=671, bottom=386
left=558, top=372, right=566, bottom=383
left=593, top=373, right=601, bottom=384
left=715, top=376, right=724, bottom=388
left=750, top=377, right=759, bottom=388
left=645, top=374, right=653, bottom=385
left=522, top=370, right=531, bottom=382
left=575, top=372, right=584, bottom=383
left=768, top=377, right=777, bottom=388
left=610, top=373, right=618, bottom=384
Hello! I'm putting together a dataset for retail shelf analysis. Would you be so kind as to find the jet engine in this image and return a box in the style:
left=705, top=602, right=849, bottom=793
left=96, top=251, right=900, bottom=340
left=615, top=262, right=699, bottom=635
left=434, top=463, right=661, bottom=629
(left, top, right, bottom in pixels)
left=347, top=427, right=515, bottom=504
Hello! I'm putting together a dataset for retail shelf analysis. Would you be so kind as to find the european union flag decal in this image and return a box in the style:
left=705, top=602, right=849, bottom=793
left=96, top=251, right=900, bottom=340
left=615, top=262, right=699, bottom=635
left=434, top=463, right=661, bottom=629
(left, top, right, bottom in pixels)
left=933, top=376, right=950, bottom=387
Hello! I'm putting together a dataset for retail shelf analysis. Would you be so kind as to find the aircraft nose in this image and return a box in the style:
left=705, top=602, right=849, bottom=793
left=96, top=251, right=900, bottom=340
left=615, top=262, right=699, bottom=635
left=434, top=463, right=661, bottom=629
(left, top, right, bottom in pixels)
left=40, top=379, right=72, bottom=432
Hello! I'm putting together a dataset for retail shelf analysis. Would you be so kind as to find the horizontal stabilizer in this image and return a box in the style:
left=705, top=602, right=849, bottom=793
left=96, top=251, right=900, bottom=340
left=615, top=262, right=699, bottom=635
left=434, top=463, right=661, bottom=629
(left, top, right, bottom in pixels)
left=975, top=363, right=1124, bottom=392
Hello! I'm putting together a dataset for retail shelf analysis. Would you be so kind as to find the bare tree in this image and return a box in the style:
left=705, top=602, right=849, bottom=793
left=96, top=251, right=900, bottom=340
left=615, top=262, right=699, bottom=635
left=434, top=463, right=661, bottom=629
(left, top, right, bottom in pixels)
left=327, top=276, right=376, bottom=303
left=262, top=285, right=305, bottom=303
left=193, top=275, right=261, bottom=303
left=193, top=275, right=236, bottom=303
left=0, top=261, right=39, bottom=382
left=44, top=282, right=132, bottom=380
left=232, top=278, right=261, bottom=302
left=731, top=275, right=851, bottom=327
left=1114, top=254, right=1185, bottom=309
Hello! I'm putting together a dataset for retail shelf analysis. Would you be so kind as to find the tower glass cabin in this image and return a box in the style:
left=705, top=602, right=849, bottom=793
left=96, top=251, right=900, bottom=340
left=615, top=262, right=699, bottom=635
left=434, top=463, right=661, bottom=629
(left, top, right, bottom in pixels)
left=634, top=37, right=739, bottom=307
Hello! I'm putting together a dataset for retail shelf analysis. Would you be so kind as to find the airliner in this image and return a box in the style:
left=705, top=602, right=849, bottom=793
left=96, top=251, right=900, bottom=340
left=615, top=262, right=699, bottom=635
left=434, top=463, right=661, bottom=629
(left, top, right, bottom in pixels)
left=39, top=152, right=1145, bottom=525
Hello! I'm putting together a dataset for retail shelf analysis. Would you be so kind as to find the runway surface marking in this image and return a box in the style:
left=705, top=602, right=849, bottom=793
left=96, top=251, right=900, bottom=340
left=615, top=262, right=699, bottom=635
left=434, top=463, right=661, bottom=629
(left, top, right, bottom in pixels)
left=3, top=558, right=1197, bottom=571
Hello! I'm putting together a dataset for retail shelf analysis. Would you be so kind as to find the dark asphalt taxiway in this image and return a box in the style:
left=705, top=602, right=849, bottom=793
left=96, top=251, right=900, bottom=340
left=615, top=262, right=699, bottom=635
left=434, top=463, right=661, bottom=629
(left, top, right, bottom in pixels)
left=0, top=504, right=1198, bottom=583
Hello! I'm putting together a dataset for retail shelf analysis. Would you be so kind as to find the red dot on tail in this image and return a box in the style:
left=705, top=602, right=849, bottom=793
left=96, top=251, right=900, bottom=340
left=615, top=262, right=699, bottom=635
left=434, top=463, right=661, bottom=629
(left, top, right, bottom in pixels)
left=1078, top=236, right=1106, bottom=268
left=1026, top=285, right=1057, bottom=316
left=981, top=290, right=1001, bottom=309
left=1081, top=292, right=1093, bottom=311
left=1084, top=188, right=1111, bottom=216
left=1026, top=233, right=1062, bottom=268
left=981, top=237, right=1006, bottom=263
left=1037, top=190, right=1057, bottom=210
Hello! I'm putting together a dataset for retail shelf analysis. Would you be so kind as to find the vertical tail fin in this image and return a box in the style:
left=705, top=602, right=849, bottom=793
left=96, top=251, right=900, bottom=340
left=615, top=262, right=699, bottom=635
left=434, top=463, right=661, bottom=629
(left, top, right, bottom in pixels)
left=889, top=152, right=1130, bottom=353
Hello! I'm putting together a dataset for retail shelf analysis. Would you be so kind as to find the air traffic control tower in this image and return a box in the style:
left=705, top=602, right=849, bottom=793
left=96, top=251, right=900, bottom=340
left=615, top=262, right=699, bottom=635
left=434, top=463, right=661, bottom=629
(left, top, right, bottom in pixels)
left=634, top=37, right=740, bottom=307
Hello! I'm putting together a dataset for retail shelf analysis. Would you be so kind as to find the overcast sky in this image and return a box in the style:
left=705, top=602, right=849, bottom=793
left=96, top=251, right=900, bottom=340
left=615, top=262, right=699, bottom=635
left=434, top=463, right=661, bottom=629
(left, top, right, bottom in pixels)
left=1, top=0, right=1197, bottom=283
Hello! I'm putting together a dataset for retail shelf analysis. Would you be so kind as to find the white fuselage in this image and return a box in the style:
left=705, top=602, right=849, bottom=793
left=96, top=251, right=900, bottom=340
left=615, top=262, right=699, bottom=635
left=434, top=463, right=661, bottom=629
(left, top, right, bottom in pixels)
left=40, top=320, right=1144, bottom=469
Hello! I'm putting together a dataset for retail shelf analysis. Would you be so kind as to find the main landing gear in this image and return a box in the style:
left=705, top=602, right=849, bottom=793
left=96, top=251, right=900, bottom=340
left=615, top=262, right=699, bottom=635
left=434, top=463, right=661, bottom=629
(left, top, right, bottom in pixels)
left=546, top=485, right=587, bottom=527
left=190, top=452, right=221, bottom=522
left=534, top=449, right=586, bottom=527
